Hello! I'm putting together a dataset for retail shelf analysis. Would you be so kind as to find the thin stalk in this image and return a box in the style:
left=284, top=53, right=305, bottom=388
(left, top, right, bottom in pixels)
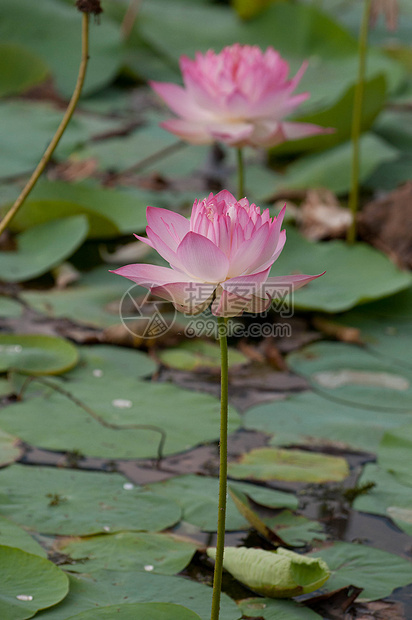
left=0, top=13, right=90, bottom=237
left=210, top=316, right=229, bottom=620
left=347, top=0, right=372, bottom=244
left=236, top=147, right=244, bottom=199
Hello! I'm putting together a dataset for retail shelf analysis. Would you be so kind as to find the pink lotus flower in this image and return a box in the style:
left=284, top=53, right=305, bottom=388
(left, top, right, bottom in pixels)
left=112, top=191, right=323, bottom=317
left=151, top=44, right=329, bottom=148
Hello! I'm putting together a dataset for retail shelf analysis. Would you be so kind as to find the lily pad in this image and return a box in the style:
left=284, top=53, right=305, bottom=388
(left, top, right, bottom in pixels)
left=0, top=216, right=89, bottom=283
left=0, top=515, right=46, bottom=557
left=22, top=266, right=132, bottom=329
left=281, top=134, right=398, bottom=195
left=0, top=43, right=48, bottom=97
left=0, top=464, right=181, bottom=536
left=0, top=0, right=122, bottom=97
left=238, top=598, right=320, bottom=620
left=244, top=391, right=412, bottom=454
left=147, top=475, right=297, bottom=532
left=207, top=546, right=330, bottom=598
left=0, top=545, right=69, bottom=620
left=287, top=342, right=412, bottom=411
left=353, top=464, right=412, bottom=536
left=308, top=542, right=412, bottom=601
left=0, top=296, right=23, bottom=318
left=0, top=429, right=22, bottom=466
left=378, top=423, right=412, bottom=487
left=270, top=227, right=412, bottom=313
left=34, top=570, right=240, bottom=620
left=158, top=340, right=247, bottom=371
left=0, top=334, right=78, bottom=375
left=66, top=603, right=202, bottom=620
left=58, top=532, right=197, bottom=575
left=8, top=181, right=149, bottom=237
left=228, top=447, right=349, bottom=483
left=1, top=344, right=240, bottom=459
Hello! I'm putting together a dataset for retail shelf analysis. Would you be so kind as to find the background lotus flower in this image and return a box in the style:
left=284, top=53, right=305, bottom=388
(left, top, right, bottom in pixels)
left=112, top=190, right=323, bottom=317
left=151, top=44, right=329, bottom=148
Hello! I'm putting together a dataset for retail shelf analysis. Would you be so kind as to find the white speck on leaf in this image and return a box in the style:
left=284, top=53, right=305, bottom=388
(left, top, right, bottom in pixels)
left=93, top=369, right=103, bottom=377
left=112, top=399, right=133, bottom=409
left=16, top=595, right=33, bottom=601
left=144, top=565, right=154, bottom=572
left=123, top=483, right=134, bottom=490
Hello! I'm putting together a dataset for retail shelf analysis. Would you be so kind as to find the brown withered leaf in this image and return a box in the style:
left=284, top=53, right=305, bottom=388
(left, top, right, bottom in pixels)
left=298, top=189, right=352, bottom=241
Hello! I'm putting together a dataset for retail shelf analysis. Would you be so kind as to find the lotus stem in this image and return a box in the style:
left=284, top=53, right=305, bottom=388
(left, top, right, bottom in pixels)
left=237, top=148, right=245, bottom=199
left=210, top=316, right=229, bottom=620
left=347, top=0, right=372, bottom=244
left=0, top=12, right=90, bottom=237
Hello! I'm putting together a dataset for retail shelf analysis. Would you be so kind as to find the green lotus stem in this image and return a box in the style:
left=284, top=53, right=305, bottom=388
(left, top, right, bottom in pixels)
left=237, top=147, right=245, bottom=199
left=210, top=316, right=229, bottom=620
left=347, top=0, right=372, bottom=244
left=0, top=12, right=90, bottom=237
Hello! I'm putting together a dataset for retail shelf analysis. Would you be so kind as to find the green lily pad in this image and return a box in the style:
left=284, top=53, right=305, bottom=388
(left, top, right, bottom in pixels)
left=0, top=43, right=48, bottom=97
left=378, top=423, right=412, bottom=487
left=0, top=0, right=122, bottom=97
left=270, top=227, right=412, bottom=313
left=58, top=532, right=196, bottom=575
left=8, top=181, right=149, bottom=237
left=353, top=464, right=412, bottom=536
left=238, top=597, right=320, bottom=620
left=34, top=570, right=240, bottom=620
left=207, top=546, right=330, bottom=598
left=147, top=475, right=297, bottom=532
left=0, top=101, right=125, bottom=179
left=244, top=391, right=412, bottom=454
left=0, top=464, right=181, bottom=536
left=22, top=265, right=133, bottom=329
left=0, top=296, right=23, bottom=318
left=287, top=342, right=412, bottom=411
left=1, top=344, right=240, bottom=459
left=0, top=334, right=78, bottom=376
left=0, top=545, right=69, bottom=620
left=0, top=429, right=22, bottom=466
left=228, top=447, right=349, bottom=483
left=334, top=312, right=412, bottom=370
left=308, top=542, right=412, bottom=601
left=281, top=134, right=398, bottom=195
left=158, top=340, right=247, bottom=371
left=0, top=216, right=89, bottom=283
left=66, top=603, right=202, bottom=620
left=0, top=515, right=45, bottom=557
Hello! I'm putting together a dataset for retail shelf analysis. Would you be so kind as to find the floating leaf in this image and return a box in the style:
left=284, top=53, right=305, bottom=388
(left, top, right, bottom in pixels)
left=207, top=546, right=330, bottom=598
left=34, top=570, right=240, bottom=620
left=0, top=216, right=88, bottom=283
left=22, top=266, right=132, bottom=329
left=287, top=342, right=412, bottom=411
left=281, top=134, right=398, bottom=194
left=244, top=391, right=412, bottom=454
left=65, top=603, right=202, bottom=620
left=147, top=475, right=297, bottom=532
left=0, top=545, right=69, bottom=620
left=270, top=227, right=412, bottom=313
left=0, top=296, right=23, bottom=318
left=353, top=463, right=412, bottom=536
left=238, top=597, right=320, bottom=620
left=0, top=101, right=125, bottom=179
left=0, top=515, right=46, bottom=557
left=228, top=447, right=349, bottom=483
left=58, top=532, right=197, bottom=575
left=0, top=464, right=181, bottom=536
left=308, top=542, right=412, bottom=601
left=378, top=423, right=412, bottom=487
left=0, top=0, right=122, bottom=97
left=8, top=181, right=149, bottom=237
left=0, top=43, right=48, bottom=97
left=0, top=429, right=22, bottom=466
left=0, top=334, right=78, bottom=376
left=158, top=340, right=247, bottom=371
